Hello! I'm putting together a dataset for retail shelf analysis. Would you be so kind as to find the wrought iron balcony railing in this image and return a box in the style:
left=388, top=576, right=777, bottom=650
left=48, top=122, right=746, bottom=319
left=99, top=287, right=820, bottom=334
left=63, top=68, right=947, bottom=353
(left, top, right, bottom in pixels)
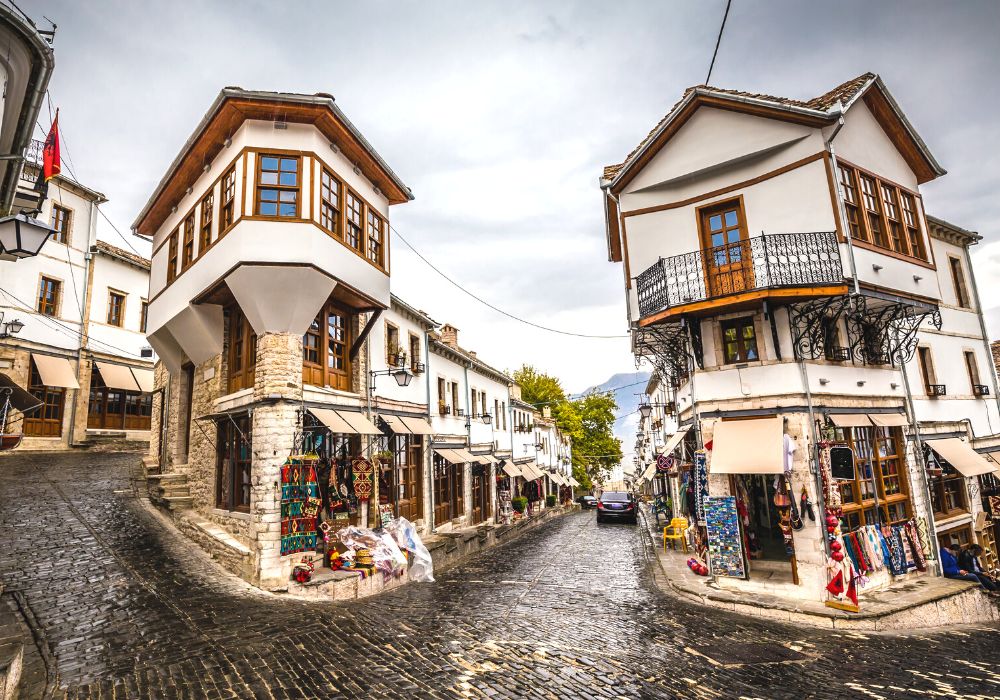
left=635, top=231, right=844, bottom=318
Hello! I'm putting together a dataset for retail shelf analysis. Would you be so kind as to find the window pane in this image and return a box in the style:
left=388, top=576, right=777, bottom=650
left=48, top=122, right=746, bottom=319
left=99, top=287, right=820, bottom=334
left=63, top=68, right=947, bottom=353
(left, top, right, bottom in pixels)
left=279, top=172, right=297, bottom=186
left=280, top=158, right=297, bottom=171
left=260, top=172, right=278, bottom=185
left=709, top=215, right=722, bottom=231
left=261, top=157, right=279, bottom=170
left=724, top=210, right=737, bottom=227
left=259, top=203, right=277, bottom=216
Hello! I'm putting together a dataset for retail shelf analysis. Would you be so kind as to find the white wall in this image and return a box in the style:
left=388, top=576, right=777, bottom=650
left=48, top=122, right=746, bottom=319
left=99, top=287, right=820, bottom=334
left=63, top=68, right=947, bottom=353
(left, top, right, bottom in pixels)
left=428, top=348, right=468, bottom=438
left=467, top=366, right=510, bottom=451
left=831, top=100, right=919, bottom=191
left=88, top=255, right=153, bottom=360
left=369, top=303, right=430, bottom=409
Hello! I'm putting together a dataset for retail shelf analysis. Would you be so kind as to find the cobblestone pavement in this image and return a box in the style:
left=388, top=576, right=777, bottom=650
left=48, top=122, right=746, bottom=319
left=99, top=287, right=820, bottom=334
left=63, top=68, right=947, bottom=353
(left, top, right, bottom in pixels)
left=1, top=452, right=999, bottom=699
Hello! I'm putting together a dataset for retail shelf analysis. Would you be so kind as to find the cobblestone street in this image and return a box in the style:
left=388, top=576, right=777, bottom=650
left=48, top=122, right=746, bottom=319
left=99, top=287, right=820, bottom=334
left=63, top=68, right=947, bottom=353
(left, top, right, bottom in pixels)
left=0, top=452, right=998, bottom=699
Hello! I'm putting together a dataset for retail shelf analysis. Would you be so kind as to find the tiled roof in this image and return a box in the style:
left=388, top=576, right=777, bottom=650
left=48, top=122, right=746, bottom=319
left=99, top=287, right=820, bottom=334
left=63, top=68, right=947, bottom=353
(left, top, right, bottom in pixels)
left=603, top=72, right=876, bottom=182
left=93, top=240, right=151, bottom=270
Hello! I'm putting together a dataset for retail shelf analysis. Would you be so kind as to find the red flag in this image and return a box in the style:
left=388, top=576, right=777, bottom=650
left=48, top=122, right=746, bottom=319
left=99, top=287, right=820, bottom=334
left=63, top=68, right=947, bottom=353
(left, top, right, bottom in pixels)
left=42, top=111, right=61, bottom=181
left=826, top=569, right=844, bottom=597
left=846, top=572, right=859, bottom=606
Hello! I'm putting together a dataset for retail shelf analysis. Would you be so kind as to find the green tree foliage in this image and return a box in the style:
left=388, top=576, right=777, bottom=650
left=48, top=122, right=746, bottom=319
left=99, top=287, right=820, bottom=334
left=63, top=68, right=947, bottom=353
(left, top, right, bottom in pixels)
left=511, top=365, right=623, bottom=491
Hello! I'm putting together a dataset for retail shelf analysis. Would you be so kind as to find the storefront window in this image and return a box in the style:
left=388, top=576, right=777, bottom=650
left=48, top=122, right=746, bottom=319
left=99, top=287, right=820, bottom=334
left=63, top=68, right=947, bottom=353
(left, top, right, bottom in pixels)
left=929, top=466, right=968, bottom=518
left=87, top=369, right=152, bottom=431
left=216, top=414, right=252, bottom=512
left=831, top=425, right=910, bottom=528
left=433, top=454, right=463, bottom=525
left=23, top=362, right=65, bottom=437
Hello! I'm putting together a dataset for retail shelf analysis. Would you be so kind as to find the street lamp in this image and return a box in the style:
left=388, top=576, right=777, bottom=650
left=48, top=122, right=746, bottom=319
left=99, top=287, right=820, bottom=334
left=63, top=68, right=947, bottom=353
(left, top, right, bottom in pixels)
left=0, top=214, right=55, bottom=260
left=0, top=312, right=25, bottom=339
left=369, top=367, right=414, bottom=394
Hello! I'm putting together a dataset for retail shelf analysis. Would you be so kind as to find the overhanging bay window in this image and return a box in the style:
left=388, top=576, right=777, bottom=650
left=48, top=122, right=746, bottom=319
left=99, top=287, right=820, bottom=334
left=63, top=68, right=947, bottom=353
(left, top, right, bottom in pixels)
left=256, top=154, right=300, bottom=218
left=366, top=209, right=385, bottom=268
left=216, top=414, right=252, bottom=512
left=302, top=301, right=352, bottom=391
left=831, top=425, right=911, bottom=530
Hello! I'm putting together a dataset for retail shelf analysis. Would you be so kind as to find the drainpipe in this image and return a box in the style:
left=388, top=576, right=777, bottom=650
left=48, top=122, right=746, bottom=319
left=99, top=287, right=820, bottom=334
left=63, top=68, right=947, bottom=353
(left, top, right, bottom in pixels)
left=424, top=327, right=435, bottom=532
left=795, top=355, right=827, bottom=551
left=899, top=357, right=943, bottom=576
left=69, top=205, right=97, bottom=448
left=463, top=360, right=473, bottom=521
left=962, top=243, right=1000, bottom=428
left=364, top=313, right=373, bottom=529
left=824, top=114, right=861, bottom=296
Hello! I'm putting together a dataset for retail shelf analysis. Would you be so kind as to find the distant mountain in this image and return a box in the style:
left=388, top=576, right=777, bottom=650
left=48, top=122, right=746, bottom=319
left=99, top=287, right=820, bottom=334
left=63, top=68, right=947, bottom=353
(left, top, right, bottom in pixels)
left=574, top=371, right=650, bottom=480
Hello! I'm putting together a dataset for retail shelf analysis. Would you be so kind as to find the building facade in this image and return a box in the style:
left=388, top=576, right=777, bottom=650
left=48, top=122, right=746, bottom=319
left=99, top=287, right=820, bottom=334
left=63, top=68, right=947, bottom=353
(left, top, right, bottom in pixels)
left=608, top=73, right=1000, bottom=605
left=1, top=150, right=155, bottom=451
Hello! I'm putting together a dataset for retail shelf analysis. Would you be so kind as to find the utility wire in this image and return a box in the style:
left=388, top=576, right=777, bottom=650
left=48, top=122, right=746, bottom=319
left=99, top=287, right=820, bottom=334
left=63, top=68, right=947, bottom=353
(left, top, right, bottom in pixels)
left=391, top=224, right=629, bottom=339
left=705, top=0, right=733, bottom=85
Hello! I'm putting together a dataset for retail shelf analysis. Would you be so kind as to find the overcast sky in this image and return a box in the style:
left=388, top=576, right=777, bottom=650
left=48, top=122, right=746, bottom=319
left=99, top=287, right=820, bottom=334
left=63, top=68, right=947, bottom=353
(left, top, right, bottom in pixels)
left=26, top=0, right=1000, bottom=393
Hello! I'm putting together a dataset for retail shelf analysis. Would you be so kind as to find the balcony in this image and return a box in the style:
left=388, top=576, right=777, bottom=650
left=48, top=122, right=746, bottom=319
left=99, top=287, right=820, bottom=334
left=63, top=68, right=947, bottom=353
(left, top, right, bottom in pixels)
left=635, top=231, right=844, bottom=320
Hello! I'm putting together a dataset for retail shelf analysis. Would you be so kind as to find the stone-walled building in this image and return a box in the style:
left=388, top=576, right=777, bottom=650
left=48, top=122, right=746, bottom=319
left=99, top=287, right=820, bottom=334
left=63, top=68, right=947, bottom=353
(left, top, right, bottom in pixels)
left=609, top=72, right=1000, bottom=605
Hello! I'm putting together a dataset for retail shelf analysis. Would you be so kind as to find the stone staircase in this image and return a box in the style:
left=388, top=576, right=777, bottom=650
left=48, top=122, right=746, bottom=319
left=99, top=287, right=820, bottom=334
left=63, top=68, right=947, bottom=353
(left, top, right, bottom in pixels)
left=77, top=431, right=150, bottom=453
left=146, top=463, right=193, bottom=511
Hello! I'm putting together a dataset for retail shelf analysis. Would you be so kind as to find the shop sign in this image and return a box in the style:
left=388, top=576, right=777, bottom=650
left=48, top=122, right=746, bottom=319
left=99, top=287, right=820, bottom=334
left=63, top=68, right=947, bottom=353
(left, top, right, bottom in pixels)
left=694, top=450, right=709, bottom=525
left=379, top=503, right=395, bottom=529
left=704, top=496, right=746, bottom=579
left=829, top=446, right=855, bottom=481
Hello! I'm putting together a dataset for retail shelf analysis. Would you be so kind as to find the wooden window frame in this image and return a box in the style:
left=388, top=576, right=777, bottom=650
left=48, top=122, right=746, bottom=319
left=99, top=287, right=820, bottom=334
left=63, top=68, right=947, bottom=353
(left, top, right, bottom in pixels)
left=140, top=299, right=148, bottom=334
left=23, top=360, right=66, bottom=437
left=167, top=230, right=179, bottom=283
left=302, top=300, right=353, bottom=391
left=833, top=425, right=911, bottom=530
left=385, top=322, right=401, bottom=366
left=319, top=168, right=342, bottom=237
left=837, top=161, right=931, bottom=264
left=36, top=276, right=61, bottom=317
left=51, top=204, right=72, bottom=245
left=106, top=288, right=127, bottom=327
left=255, top=153, right=301, bottom=219
left=964, top=350, right=980, bottom=394
left=220, top=166, right=237, bottom=235
left=837, top=165, right=868, bottom=243
left=227, top=305, right=257, bottom=393
left=408, top=333, right=421, bottom=373
left=720, top=316, right=759, bottom=364
left=917, top=346, right=936, bottom=395
left=181, top=212, right=196, bottom=270
left=930, top=469, right=969, bottom=519
left=216, top=414, right=252, bottom=513
left=949, top=256, right=971, bottom=309
left=437, top=377, right=447, bottom=414
left=345, top=189, right=364, bottom=253
left=200, top=191, right=214, bottom=254
left=88, top=369, right=152, bottom=431
left=366, top=209, right=385, bottom=269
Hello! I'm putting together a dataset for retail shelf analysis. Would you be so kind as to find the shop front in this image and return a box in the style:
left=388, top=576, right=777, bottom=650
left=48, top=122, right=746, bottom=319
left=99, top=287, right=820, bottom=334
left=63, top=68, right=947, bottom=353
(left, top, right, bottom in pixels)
left=432, top=448, right=467, bottom=526
left=497, top=460, right=520, bottom=524
left=87, top=361, right=153, bottom=431
left=375, top=414, right=434, bottom=524
left=23, top=353, right=79, bottom=438
left=924, top=437, right=998, bottom=555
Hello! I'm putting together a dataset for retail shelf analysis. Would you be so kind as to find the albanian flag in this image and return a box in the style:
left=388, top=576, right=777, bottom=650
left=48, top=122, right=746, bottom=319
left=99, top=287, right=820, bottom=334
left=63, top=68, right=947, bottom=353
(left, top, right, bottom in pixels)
left=33, top=111, right=61, bottom=198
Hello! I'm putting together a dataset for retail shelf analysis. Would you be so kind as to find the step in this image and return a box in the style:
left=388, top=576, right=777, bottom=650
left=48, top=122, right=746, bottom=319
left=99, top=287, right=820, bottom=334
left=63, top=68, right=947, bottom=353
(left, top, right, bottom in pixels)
left=163, top=496, right=193, bottom=511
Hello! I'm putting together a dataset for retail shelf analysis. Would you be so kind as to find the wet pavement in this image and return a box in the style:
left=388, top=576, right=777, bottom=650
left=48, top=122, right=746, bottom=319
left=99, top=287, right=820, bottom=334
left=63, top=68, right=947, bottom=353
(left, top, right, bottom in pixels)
left=1, top=451, right=999, bottom=699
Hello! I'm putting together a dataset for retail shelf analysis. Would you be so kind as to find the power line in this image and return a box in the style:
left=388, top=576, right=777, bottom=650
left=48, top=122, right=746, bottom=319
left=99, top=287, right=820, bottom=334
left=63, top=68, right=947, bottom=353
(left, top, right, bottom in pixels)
left=705, top=0, right=733, bottom=85
left=390, top=224, right=629, bottom=340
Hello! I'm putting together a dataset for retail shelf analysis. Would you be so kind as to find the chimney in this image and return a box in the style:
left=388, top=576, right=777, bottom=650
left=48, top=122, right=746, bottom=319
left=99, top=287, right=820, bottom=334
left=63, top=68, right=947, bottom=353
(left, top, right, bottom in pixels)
left=542, top=406, right=552, bottom=419
left=468, top=351, right=477, bottom=360
left=441, top=323, right=459, bottom=348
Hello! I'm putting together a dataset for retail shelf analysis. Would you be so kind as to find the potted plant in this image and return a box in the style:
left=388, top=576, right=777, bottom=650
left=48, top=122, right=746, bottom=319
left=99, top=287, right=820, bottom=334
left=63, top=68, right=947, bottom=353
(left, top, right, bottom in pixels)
left=387, top=342, right=406, bottom=368
left=374, top=449, right=393, bottom=465
left=545, top=494, right=557, bottom=508
left=511, top=496, right=528, bottom=514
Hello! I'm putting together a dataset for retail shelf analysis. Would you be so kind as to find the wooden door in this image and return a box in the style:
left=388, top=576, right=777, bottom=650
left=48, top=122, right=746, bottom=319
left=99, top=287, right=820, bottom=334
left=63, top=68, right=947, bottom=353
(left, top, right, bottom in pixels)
left=700, top=200, right=753, bottom=297
left=471, top=470, right=485, bottom=524
left=434, top=457, right=452, bottom=525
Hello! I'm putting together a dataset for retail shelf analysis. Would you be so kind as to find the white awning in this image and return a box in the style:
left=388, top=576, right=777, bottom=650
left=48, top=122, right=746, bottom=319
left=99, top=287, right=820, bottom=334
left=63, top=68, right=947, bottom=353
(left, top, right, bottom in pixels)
left=520, top=462, right=542, bottom=480
left=379, top=414, right=412, bottom=434
left=662, top=428, right=690, bottom=455
left=310, top=408, right=380, bottom=435
left=400, top=416, right=434, bottom=435
left=31, top=354, right=80, bottom=389
left=641, top=463, right=657, bottom=481
left=473, top=453, right=498, bottom=464
left=95, top=362, right=141, bottom=392
left=926, top=438, right=999, bottom=478
left=569, top=477, right=580, bottom=487
left=501, top=461, right=522, bottom=478
left=708, top=416, right=784, bottom=474
left=130, top=367, right=155, bottom=393
left=869, top=413, right=909, bottom=427
left=434, top=448, right=466, bottom=465
left=829, top=414, right=873, bottom=427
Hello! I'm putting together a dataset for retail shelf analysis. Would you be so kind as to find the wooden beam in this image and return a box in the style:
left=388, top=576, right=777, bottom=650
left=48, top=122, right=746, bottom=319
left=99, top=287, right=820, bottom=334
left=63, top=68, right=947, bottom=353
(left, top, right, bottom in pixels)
left=350, top=308, right=383, bottom=360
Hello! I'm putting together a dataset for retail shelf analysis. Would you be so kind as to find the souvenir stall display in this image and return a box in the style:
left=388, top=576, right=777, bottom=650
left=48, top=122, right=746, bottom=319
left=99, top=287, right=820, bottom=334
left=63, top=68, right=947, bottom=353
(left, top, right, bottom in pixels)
left=304, top=425, right=363, bottom=526
left=704, top=496, right=746, bottom=579
left=522, top=477, right=542, bottom=515
left=280, top=456, right=321, bottom=556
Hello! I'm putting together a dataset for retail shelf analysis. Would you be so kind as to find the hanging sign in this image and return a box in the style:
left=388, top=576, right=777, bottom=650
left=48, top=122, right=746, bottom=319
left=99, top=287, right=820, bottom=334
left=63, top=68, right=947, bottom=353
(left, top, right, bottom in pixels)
left=829, top=446, right=856, bottom=481
left=704, top=496, right=746, bottom=579
left=694, top=450, right=709, bottom=525
left=352, top=458, right=374, bottom=500
left=656, top=453, right=673, bottom=472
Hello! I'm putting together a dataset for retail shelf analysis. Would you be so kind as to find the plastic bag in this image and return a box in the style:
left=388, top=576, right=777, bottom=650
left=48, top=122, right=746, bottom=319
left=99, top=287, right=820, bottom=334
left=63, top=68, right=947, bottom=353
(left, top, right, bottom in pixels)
left=386, top=516, right=435, bottom=583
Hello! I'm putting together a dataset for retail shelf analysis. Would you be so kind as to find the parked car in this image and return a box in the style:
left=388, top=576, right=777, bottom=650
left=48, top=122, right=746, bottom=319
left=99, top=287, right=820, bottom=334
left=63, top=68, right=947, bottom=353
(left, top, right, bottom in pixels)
left=577, top=495, right=597, bottom=509
left=596, top=491, right=637, bottom=524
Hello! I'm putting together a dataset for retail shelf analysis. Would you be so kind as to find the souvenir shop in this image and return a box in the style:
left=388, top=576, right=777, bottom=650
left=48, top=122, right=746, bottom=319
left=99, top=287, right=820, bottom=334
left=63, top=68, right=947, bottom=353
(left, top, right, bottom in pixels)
left=496, top=460, right=520, bottom=524
left=277, top=408, right=434, bottom=586
left=432, top=446, right=475, bottom=526
left=372, top=413, right=434, bottom=523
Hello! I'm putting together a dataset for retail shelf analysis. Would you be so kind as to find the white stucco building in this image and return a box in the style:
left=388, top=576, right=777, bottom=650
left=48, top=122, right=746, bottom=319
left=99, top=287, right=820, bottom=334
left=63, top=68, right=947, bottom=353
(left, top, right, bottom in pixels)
left=608, top=73, right=1000, bottom=604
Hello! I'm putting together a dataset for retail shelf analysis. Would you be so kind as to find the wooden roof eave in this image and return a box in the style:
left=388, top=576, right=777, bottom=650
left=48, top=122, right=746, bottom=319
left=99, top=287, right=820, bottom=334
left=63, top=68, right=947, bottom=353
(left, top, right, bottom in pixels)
left=132, top=89, right=413, bottom=237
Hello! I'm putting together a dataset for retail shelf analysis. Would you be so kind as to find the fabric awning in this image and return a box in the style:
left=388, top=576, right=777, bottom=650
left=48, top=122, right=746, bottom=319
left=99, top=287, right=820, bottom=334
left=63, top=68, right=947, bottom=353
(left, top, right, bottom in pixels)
left=434, top=448, right=466, bottom=464
left=95, top=362, right=141, bottom=392
left=448, top=447, right=476, bottom=463
left=0, top=374, right=42, bottom=413
left=869, top=413, right=909, bottom=427
left=501, top=461, right=522, bottom=478
left=520, top=462, right=542, bottom=480
left=662, top=428, right=690, bottom=456
left=829, top=413, right=872, bottom=427
left=569, top=477, right=580, bottom=487
left=130, top=367, right=155, bottom=393
left=31, top=353, right=80, bottom=389
left=473, top=453, right=497, bottom=464
left=708, top=416, right=784, bottom=474
left=379, top=414, right=412, bottom=434
left=400, top=416, right=434, bottom=435
left=310, top=408, right=380, bottom=435
left=641, top=464, right=657, bottom=481
left=926, top=438, right=999, bottom=478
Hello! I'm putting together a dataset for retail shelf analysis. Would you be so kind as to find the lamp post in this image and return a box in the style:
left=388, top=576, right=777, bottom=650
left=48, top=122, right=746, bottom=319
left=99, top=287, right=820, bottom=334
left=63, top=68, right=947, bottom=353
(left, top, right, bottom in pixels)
left=369, top=366, right=414, bottom=394
left=0, top=214, right=55, bottom=260
left=0, top=312, right=26, bottom=339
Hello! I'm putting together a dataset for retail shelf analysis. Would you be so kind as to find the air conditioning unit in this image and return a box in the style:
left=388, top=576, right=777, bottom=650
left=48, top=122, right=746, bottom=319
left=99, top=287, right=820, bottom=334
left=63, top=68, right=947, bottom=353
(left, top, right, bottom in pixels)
left=140, top=347, right=154, bottom=358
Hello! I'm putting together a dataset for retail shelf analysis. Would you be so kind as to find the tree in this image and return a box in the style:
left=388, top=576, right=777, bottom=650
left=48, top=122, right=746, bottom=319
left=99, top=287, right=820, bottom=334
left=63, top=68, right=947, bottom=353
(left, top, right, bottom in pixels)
left=510, top=365, right=623, bottom=491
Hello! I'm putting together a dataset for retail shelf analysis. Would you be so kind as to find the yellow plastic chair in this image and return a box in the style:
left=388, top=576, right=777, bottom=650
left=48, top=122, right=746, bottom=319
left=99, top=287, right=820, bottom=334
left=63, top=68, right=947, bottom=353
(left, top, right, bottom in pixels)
left=663, top=517, right=689, bottom=553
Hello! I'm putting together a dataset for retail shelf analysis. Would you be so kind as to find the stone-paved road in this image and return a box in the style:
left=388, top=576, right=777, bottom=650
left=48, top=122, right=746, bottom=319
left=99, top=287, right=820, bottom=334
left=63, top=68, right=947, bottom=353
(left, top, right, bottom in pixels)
left=1, top=452, right=999, bottom=699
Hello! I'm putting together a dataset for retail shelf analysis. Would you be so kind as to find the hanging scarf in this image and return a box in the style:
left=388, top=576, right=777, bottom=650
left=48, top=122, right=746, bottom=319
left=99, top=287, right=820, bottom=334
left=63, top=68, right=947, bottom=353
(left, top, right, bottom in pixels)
left=895, top=525, right=915, bottom=571
left=878, top=529, right=896, bottom=575
left=884, top=527, right=907, bottom=576
left=818, top=446, right=842, bottom=510
left=915, top=516, right=933, bottom=560
left=904, top=521, right=927, bottom=572
left=863, top=526, right=884, bottom=571
left=843, top=532, right=862, bottom=573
